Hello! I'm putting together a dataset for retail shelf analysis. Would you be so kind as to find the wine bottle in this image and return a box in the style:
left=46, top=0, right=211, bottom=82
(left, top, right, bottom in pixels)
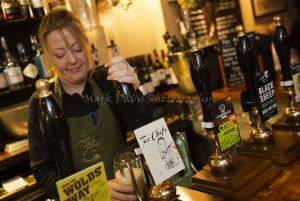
left=31, top=0, right=44, bottom=18
left=1, top=36, right=25, bottom=90
left=17, top=43, right=39, bottom=85
left=109, top=42, right=146, bottom=130
left=153, top=49, right=167, bottom=92
left=189, top=38, right=213, bottom=127
left=236, top=25, right=257, bottom=105
left=273, top=16, right=292, bottom=83
left=2, top=0, right=22, bottom=20
left=0, top=61, right=9, bottom=92
left=36, top=79, right=76, bottom=177
left=147, top=54, right=159, bottom=92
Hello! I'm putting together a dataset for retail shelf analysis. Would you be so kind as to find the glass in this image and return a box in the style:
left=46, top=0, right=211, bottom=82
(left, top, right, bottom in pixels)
left=113, top=152, right=144, bottom=201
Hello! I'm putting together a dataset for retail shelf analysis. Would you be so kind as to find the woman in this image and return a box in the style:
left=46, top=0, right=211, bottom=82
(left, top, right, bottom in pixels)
left=28, top=9, right=151, bottom=200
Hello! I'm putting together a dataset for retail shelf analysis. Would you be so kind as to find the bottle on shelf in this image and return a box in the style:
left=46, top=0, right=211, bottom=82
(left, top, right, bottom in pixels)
left=18, top=0, right=32, bottom=20
left=36, top=79, right=76, bottom=177
left=153, top=49, right=167, bottom=92
left=138, top=56, right=154, bottom=95
left=0, top=60, right=9, bottom=92
left=161, top=49, right=178, bottom=89
left=17, top=42, right=38, bottom=85
left=91, top=44, right=100, bottom=66
left=30, top=35, right=53, bottom=78
left=1, top=0, right=22, bottom=20
left=30, top=0, right=45, bottom=18
left=1, top=36, right=25, bottom=90
left=146, top=54, right=160, bottom=93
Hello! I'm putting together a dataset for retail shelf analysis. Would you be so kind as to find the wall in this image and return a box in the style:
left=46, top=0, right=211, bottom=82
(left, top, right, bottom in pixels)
left=239, top=0, right=298, bottom=34
left=101, top=0, right=167, bottom=58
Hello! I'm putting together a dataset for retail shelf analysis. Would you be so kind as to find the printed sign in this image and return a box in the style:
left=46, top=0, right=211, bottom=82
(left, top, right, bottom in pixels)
left=291, top=63, right=300, bottom=102
left=255, top=70, right=278, bottom=121
left=209, top=97, right=241, bottom=152
left=134, top=118, right=185, bottom=184
left=56, top=162, right=111, bottom=201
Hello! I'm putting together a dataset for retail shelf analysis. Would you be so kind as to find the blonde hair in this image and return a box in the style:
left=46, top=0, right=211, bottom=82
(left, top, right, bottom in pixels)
left=38, top=9, right=94, bottom=76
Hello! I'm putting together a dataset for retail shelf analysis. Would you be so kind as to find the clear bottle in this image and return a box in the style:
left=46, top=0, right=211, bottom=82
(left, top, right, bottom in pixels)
left=1, top=37, right=25, bottom=90
left=17, top=43, right=39, bottom=85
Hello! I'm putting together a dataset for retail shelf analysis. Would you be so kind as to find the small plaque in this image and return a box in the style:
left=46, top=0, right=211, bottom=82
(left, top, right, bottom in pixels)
left=255, top=70, right=278, bottom=121
left=291, top=63, right=300, bottom=102
left=209, top=97, right=241, bottom=152
left=56, top=162, right=111, bottom=201
left=134, top=118, right=185, bottom=184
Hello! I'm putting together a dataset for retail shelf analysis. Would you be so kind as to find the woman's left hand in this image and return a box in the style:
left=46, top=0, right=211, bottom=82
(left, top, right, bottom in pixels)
left=105, top=56, right=140, bottom=90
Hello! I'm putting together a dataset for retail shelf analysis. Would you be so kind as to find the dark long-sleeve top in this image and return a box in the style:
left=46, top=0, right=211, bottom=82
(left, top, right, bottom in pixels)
left=28, top=67, right=152, bottom=198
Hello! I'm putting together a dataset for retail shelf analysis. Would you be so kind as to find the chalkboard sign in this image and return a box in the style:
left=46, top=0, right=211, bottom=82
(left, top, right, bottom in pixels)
left=219, top=32, right=258, bottom=88
left=219, top=37, right=244, bottom=87
left=189, top=9, right=208, bottom=40
left=215, top=0, right=243, bottom=40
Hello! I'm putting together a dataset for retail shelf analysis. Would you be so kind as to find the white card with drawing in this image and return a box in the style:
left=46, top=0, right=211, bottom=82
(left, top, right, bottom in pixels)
left=134, top=118, right=185, bottom=184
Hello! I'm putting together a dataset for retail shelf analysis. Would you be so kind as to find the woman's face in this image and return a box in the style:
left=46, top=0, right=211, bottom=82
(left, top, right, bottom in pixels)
left=45, top=28, right=89, bottom=86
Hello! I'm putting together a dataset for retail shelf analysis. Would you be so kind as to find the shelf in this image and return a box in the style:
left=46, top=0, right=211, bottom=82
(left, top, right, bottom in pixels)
left=0, top=84, right=35, bottom=108
left=0, top=146, right=28, bottom=172
left=0, top=18, right=40, bottom=29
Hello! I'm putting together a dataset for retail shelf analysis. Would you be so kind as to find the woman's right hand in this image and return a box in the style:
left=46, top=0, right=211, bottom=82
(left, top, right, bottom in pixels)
left=108, top=179, right=138, bottom=201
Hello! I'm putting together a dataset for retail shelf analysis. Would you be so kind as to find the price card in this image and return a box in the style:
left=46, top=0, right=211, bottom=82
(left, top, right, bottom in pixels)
left=291, top=63, right=300, bottom=102
left=134, top=118, right=185, bottom=184
left=209, top=97, right=241, bottom=152
left=255, top=70, right=278, bottom=121
left=56, top=162, right=111, bottom=201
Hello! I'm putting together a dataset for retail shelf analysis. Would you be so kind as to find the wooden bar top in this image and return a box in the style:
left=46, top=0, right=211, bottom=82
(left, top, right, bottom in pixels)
left=177, top=159, right=300, bottom=200
left=177, top=186, right=223, bottom=201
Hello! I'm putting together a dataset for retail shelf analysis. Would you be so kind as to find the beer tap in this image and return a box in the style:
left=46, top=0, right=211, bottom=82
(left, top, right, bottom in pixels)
left=189, top=38, right=232, bottom=173
left=273, top=16, right=300, bottom=121
left=236, top=25, right=273, bottom=143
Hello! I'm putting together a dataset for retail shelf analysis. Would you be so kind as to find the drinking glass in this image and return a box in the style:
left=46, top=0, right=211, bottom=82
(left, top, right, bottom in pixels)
left=114, top=152, right=144, bottom=201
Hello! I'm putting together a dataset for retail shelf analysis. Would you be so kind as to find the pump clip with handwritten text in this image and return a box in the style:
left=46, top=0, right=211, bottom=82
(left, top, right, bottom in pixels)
left=133, top=118, right=185, bottom=184
left=56, top=162, right=111, bottom=201
left=209, top=97, right=241, bottom=152
left=255, top=70, right=278, bottom=122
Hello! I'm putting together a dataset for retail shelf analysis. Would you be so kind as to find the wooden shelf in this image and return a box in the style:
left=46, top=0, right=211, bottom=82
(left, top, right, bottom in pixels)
left=0, top=146, right=29, bottom=172
left=0, top=18, right=40, bottom=30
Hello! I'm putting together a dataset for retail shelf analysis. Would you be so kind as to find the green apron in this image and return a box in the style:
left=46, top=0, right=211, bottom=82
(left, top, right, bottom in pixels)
left=54, top=79, right=126, bottom=180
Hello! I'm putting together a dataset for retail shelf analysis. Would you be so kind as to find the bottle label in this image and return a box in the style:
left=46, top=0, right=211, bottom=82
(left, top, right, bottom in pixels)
left=4, top=67, right=24, bottom=85
left=0, top=73, right=8, bottom=89
left=31, top=0, right=43, bottom=8
left=156, top=69, right=166, bottom=81
left=23, top=63, right=39, bottom=79
left=150, top=72, right=159, bottom=87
